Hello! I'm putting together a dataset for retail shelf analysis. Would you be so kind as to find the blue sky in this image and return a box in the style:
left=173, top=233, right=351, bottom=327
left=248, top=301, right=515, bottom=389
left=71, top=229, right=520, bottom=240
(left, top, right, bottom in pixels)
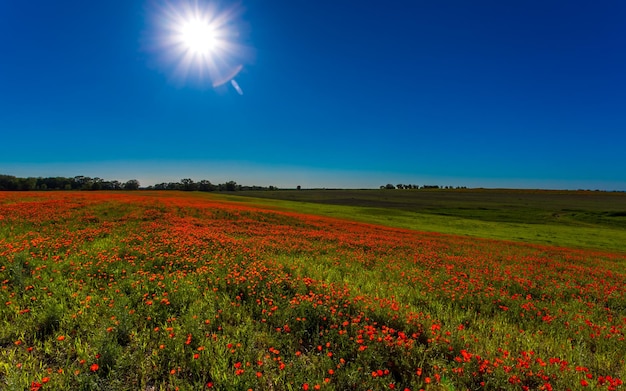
left=1, top=1, right=625, bottom=189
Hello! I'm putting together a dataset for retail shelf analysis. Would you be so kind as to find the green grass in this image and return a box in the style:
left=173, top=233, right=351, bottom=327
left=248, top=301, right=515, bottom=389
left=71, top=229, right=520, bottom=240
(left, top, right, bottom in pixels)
left=1, top=191, right=625, bottom=390
left=214, top=189, right=626, bottom=253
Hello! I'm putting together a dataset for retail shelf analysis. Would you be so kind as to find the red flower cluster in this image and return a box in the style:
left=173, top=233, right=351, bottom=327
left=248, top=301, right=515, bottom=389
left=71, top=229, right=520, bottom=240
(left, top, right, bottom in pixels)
left=1, top=191, right=624, bottom=390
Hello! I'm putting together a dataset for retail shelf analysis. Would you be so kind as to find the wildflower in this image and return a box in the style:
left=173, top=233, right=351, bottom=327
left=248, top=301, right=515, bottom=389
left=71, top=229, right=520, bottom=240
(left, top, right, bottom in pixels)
left=90, top=363, right=99, bottom=372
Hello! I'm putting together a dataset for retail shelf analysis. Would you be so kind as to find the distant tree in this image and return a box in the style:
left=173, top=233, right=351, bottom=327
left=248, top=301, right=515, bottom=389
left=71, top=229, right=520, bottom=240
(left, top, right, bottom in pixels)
left=101, top=180, right=121, bottom=190
left=58, top=177, right=70, bottom=190
left=19, top=177, right=37, bottom=191
left=91, top=177, right=104, bottom=190
left=0, top=174, right=284, bottom=192
left=0, top=175, right=18, bottom=190
left=181, top=178, right=197, bottom=191
left=72, top=176, right=94, bottom=190
left=297, top=185, right=301, bottom=190
left=225, top=181, right=238, bottom=191
left=397, top=184, right=404, bottom=189
left=198, top=180, right=215, bottom=192
left=41, top=176, right=71, bottom=190
left=385, top=184, right=395, bottom=189
left=123, top=179, right=140, bottom=190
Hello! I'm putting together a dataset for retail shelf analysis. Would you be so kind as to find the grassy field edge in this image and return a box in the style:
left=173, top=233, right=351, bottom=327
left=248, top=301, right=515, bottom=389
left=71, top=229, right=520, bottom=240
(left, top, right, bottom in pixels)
left=205, top=192, right=626, bottom=254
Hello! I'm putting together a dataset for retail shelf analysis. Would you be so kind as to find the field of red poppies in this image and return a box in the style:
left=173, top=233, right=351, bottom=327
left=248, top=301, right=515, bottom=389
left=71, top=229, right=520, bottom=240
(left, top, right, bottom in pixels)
left=1, top=191, right=625, bottom=390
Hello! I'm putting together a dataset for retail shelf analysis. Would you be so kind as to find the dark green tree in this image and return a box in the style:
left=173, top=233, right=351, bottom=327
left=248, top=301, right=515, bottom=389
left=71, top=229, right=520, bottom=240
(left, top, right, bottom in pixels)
left=181, top=178, right=197, bottom=191
left=225, top=181, right=238, bottom=191
left=123, top=179, right=140, bottom=190
left=198, top=180, right=215, bottom=192
left=91, top=177, right=104, bottom=190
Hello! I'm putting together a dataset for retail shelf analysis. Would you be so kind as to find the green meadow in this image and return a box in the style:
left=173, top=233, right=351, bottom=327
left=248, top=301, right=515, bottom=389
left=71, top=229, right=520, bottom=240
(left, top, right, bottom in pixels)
left=1, top=191, right=625, bottom=390
left=221, top=189, right=626, bottom=253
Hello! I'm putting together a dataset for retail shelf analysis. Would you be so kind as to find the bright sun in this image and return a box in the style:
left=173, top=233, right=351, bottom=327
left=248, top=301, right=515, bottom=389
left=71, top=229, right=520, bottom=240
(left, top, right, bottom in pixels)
left=180, top=18, right=217, bottom=55
left=151, top=1, right=250, bottom=88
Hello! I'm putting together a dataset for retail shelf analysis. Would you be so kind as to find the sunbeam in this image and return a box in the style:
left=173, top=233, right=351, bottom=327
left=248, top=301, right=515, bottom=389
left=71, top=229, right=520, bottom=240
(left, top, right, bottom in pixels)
left=149, top=0, right=251, bottom=88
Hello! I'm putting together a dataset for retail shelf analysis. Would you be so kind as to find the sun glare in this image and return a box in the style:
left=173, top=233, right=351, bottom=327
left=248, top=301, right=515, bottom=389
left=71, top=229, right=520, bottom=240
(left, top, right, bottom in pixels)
left=180, top=19, right=217, bottom=55
left=149, top=1, right=251, bottom=88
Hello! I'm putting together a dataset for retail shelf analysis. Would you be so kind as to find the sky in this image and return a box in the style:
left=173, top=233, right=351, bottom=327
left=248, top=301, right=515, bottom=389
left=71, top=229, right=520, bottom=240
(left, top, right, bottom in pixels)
left=1, top=1, right=625, bottom=190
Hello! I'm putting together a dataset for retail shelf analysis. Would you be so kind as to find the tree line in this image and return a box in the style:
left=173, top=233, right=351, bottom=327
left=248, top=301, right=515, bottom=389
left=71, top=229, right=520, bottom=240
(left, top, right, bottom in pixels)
left=380, top=184, right=468, bottom=190
left=0, top=174, right=277, bottom=192
left=1, top=174, right=472, bottom=192
left=0, top=175, right=139, bottom=191
left=148, top=179, right=277, bottom=192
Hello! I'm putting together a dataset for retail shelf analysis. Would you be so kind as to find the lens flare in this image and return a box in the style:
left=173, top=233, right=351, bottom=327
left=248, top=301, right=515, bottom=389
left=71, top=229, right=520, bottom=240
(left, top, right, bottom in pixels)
left=147, top=0, right=251, bottom=88
left=230, top=79, right=243, bottom=95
